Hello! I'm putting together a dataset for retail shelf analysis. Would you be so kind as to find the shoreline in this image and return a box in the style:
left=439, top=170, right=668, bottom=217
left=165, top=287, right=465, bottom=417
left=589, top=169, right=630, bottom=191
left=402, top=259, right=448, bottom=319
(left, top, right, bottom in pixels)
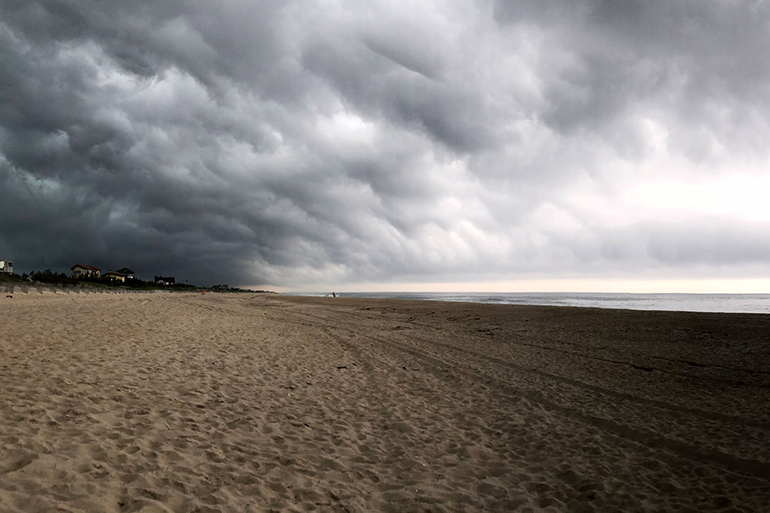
left=286, top=291, right=770, bottom=315
left=1, top=293, right=768, bottom=511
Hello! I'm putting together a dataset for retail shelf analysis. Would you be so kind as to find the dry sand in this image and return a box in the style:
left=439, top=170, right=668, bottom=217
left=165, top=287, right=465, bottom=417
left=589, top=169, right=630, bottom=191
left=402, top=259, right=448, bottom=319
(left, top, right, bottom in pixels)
left=1, top=292, right=769, bottom=512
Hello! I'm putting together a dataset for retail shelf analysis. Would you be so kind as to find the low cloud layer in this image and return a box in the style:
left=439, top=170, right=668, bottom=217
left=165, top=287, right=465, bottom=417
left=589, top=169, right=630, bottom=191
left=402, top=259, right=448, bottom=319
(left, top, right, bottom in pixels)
left=2, top=0, right=770, bottom=288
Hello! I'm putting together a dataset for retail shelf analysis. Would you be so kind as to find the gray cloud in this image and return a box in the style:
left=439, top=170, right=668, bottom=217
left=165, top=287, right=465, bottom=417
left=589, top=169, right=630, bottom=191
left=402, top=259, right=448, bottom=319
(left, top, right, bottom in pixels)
left=2, top=0, right=770, bottom=288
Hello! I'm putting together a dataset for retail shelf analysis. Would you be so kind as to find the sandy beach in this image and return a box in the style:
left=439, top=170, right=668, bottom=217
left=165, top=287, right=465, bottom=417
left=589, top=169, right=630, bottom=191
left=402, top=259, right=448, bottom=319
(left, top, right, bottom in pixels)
left=1, top=292, right=768, bottom=512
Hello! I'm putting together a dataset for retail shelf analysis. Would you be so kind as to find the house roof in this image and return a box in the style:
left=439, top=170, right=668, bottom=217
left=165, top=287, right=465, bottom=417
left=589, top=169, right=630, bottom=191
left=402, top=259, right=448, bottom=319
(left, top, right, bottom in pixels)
left=71, top=264, right=101, bottom=271
left=104, top=271, right=126, bottom=277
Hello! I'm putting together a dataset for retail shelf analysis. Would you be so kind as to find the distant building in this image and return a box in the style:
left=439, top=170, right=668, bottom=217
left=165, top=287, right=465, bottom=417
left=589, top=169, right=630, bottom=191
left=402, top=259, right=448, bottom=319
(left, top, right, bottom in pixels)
left=0, top=261, right=12, bottom=274
left=71, top=264, right=101, bottom=278
left=155, top=276, right=175, bottom=285
left=116, top=268, right=135, bottom=279
left=212, top=284, right=229, bottom=291
left=103, top=271, right=126, bottom=283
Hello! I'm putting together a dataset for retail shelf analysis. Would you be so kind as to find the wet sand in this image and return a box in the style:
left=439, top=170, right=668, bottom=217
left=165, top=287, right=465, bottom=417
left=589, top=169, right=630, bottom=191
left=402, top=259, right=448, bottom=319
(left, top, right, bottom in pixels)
left=1, top=292, right=769, bottom=512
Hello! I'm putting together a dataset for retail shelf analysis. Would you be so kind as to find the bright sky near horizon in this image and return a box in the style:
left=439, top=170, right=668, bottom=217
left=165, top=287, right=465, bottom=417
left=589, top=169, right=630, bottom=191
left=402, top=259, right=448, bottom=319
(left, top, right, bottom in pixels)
left=2, top=1, right=770, bottom=292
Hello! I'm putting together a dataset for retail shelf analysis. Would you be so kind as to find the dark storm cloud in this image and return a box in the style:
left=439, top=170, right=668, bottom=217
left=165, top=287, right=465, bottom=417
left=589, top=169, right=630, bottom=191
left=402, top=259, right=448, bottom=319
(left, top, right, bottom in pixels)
left=2, top=0, right=770, bottom=287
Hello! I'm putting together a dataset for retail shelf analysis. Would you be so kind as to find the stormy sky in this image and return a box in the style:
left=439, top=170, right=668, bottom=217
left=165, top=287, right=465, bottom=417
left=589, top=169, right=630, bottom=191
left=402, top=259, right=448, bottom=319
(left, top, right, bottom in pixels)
left=2, top=0, right=770, bottom=290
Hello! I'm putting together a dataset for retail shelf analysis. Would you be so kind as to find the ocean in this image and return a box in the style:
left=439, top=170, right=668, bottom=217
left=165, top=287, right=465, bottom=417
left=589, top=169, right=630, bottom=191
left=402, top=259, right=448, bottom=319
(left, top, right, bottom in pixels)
left=291, top=292, right=770, bottom=314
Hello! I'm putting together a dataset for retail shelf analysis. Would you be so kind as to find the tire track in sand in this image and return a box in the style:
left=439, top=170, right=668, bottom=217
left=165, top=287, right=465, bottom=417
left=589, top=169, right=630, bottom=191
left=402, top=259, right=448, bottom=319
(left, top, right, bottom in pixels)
left=288, top=302, right=770, bottom=482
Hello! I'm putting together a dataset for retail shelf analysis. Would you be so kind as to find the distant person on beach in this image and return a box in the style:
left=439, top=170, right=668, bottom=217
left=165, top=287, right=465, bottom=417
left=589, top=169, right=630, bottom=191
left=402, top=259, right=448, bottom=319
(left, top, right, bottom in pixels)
left=332, top=292, right=336, bottom=297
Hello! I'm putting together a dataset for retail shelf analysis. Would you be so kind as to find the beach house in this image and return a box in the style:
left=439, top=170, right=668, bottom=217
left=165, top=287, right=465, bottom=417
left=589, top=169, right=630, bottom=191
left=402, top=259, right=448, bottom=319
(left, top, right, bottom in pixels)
left=116, top=268, right=135, bottom=279
left=71, top=264, right=101, bottom=278
left=103, top=271, right=126, bottom=283
left=0, top=261, right=12, bottom=274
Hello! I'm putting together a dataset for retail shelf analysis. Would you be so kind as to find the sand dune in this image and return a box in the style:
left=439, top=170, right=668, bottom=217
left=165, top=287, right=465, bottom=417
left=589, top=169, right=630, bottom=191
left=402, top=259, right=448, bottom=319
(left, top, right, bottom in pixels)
left=1, top=292, right=768, bottom=512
